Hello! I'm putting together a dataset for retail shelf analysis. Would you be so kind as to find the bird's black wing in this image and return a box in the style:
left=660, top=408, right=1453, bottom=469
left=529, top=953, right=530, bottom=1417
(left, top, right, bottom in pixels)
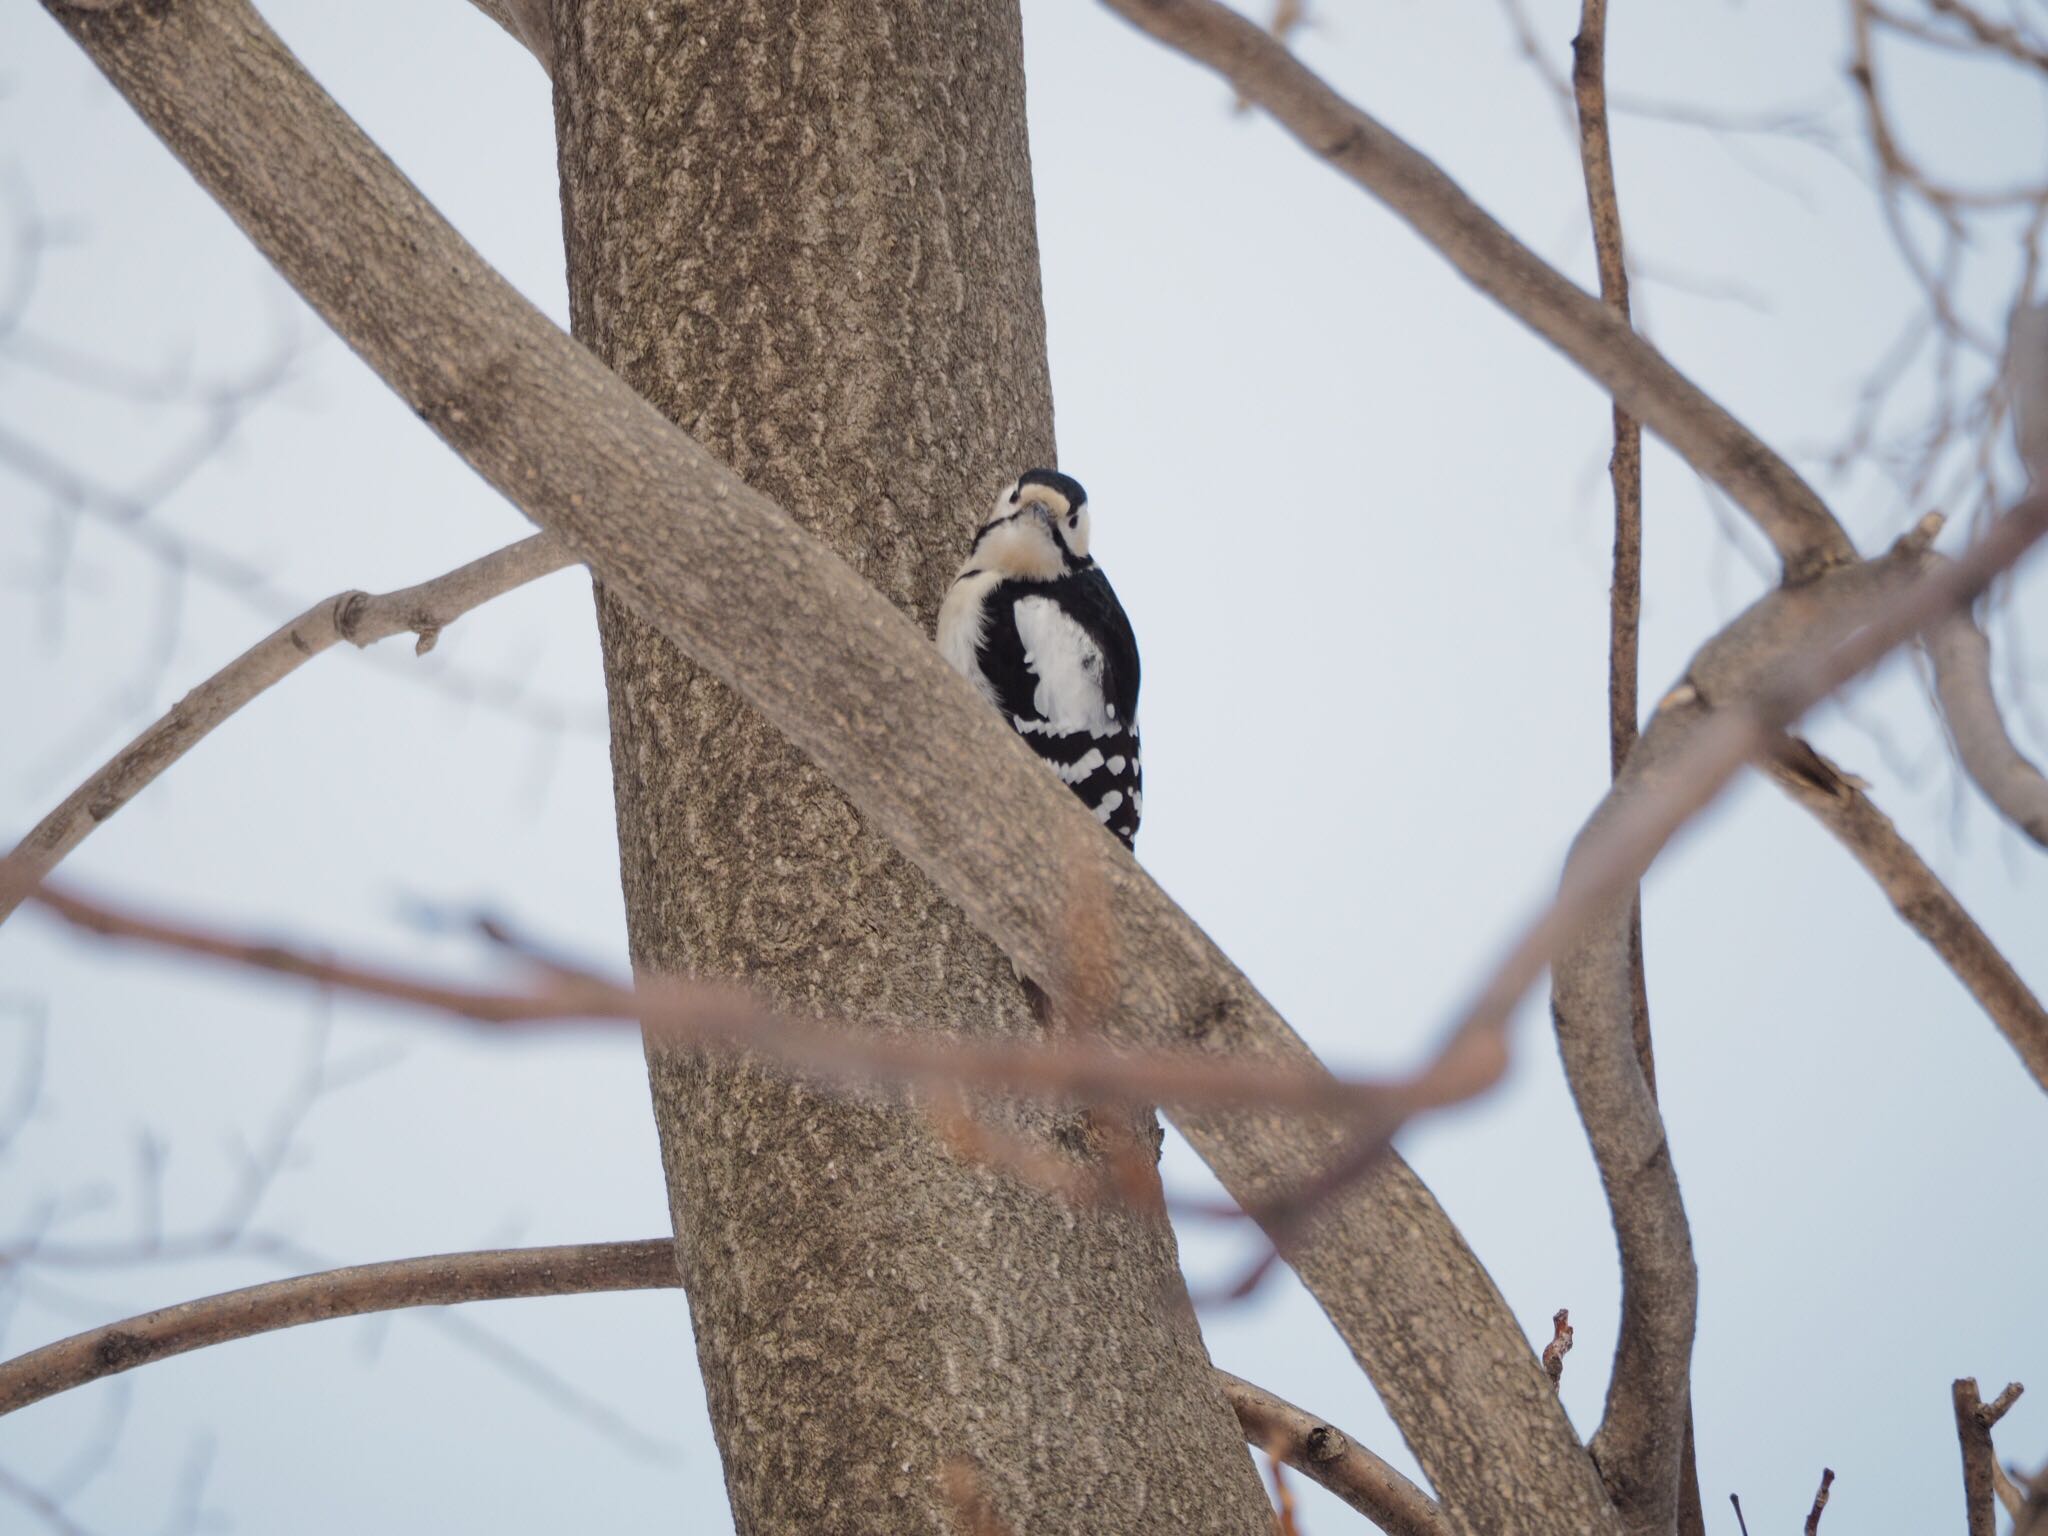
left=972, top=578, right=1045, bottom=727
left=974, top=567, right=1143, bottom=847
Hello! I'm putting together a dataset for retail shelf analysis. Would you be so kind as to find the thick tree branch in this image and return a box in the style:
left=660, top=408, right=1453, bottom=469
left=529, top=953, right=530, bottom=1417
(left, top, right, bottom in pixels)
left=1099, top=0, right=1857, bottom=580
left=1767, top=741, right=2048, bottom=1091
left=1216, top=1373, right=1446, bottom=1536
left=0, top=1240, right=1440, bottom=1536
left=1927, top=611, right=2048, bottom=848
left=0, top=535, right=572, bottom=924
left=36, top=3, right=1622, bottom=1525
left=1955, top=1378, right=2026, bottom=1536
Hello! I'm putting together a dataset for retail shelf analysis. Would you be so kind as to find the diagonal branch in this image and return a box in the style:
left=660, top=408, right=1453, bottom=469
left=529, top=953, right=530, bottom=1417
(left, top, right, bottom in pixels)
left=1767, top=741, right=2048, bottom=1091
left=0, top=534, right=573, bottom=925
left=1098, top=0, right=1857, bottom=580
left=36, top=3, right=1616, bottom=1525
left=1216, top=1373, right=1446, bottom=1536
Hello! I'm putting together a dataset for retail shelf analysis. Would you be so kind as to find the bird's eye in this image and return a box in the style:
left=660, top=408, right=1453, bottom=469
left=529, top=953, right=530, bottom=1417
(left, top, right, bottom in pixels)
left=1010, top=489, right=1022, bottom=504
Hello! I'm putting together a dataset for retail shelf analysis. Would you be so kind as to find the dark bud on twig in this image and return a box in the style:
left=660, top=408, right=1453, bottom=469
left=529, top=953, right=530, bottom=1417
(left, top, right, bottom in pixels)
left=1805, top=1467, right=1835, bottom=1535
left=1542, top=1307, right=1574, bottom=1388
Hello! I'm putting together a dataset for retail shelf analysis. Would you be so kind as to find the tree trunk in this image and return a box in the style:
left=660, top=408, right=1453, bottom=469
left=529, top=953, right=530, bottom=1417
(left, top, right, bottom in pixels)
left=549, top=3, right=1273, bottom=1530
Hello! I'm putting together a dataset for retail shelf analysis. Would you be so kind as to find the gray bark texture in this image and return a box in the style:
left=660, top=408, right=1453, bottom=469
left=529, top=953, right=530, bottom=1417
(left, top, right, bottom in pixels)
left=548, top=3, right=1272, bottom=1530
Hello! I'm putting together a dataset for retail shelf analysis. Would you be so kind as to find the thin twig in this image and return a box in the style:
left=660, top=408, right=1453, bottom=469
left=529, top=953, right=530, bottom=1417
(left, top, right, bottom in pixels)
left=0, top=1240, right=676, bottom=1416
left=1766, top=740, right=2048, bottom=1092
left=1572, top=0, right=1645, bottom=784
left=1805, top=1467, right=1835, bottom=1534
left=0, top=534, right=573, bottom=925
left=1542, top=1308, right=1574, bottom=1389
left=1216, top=1373, right=1446, bottom=1536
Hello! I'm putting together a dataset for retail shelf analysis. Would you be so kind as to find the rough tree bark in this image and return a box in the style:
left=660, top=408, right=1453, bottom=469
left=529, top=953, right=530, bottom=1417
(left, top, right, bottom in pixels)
left=548, top=3, right=1272, bottom=1530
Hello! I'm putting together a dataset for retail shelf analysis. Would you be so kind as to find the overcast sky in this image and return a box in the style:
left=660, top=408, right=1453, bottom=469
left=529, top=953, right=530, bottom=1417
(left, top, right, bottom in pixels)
left=2, top=2, right=2044, bottom=1532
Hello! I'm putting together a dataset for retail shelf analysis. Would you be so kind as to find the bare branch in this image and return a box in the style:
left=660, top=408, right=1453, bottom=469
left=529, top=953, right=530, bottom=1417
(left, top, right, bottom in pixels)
left=0, top=535, right=573, bottom=926
left=1955, top=1378, right=2026, bottom=1536
left=35, top=5, right=1617, bottom=1520
left=1769, top=740, right=2048, bottom=1091
left=1804, top=1467, right=1835, bottom=1535
left=0, top=1239, right=675, bottom=1417
left=1571, top=0, right=1645, bottom=783
left=3, top=1236, right=1439, bottom=1536
left=1099, top=0, right=1856, bottom=579
left=1978, top=1381, right=2026, bottom=1426
left=1217, top=1373, right=1445, bottom=1536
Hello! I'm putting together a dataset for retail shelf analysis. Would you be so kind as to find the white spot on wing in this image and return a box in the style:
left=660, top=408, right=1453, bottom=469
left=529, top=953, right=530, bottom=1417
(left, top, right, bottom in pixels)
left=1056, top=748, right=1106, bottom=785
left=1092, top=790, right=1124, bottom=823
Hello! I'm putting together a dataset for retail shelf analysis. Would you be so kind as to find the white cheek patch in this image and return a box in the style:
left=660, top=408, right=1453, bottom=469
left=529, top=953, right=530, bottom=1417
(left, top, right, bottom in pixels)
left=976, top=518, right=1065, bottom=581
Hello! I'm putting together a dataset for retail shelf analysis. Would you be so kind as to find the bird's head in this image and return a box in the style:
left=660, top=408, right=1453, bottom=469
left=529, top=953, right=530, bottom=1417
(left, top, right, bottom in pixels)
left=969, top=468, right=1091, bottom=578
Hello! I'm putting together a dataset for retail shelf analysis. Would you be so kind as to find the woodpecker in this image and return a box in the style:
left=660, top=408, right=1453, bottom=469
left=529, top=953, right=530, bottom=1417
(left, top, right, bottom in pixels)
left=937, top=469, right=1142, bottom=846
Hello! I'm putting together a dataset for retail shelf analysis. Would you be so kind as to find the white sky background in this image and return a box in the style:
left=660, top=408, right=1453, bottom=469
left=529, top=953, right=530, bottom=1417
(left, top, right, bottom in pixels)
left=1, top=1, right=2044, bottom=1531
